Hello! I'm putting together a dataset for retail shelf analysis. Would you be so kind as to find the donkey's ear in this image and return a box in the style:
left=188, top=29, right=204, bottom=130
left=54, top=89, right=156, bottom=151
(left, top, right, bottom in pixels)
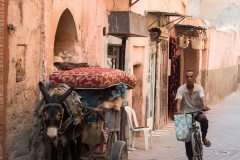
left=39, top=81, right=51, bottom=103
left=57, top=87, right=74, bottom=103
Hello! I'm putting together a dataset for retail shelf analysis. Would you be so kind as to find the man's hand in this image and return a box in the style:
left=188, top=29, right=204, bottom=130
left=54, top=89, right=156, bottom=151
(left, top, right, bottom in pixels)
left=202, top=106, right=210, bottom=111
left=174, top=110, right=182, bottom=115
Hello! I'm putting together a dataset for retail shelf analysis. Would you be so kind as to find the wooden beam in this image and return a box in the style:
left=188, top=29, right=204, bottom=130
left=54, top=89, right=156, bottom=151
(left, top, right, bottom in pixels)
left=129, top=0, right=139, bottom=7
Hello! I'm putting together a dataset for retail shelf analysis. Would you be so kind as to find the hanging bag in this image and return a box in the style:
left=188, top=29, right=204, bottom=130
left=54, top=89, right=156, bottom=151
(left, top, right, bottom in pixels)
left=174, top=114, right=192, bottom=142
left=191, top=37, right=202, bottom=50
left=202, top=31, right=209, bottom=49
left=191, top=30, right=203, bottom=50
left=178, top=35, right=188, bottom=48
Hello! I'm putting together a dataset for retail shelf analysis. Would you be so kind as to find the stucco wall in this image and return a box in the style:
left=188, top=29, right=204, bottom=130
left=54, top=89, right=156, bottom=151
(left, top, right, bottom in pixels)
left=200, top=1, right=240, bottom=34
left=201, top=0, right=240, bottom=20
left=148, top=0, right=187, bottom=14
left=203, top=66, right=238, bottom=106
left=5, top=0, right=141, bottom=158
left=6, top=0, right=42, bottom=159
left=1, top=0, right=8, bottom=159
left=204, top=25, right=240, bottom=106
left=6, top=0, right=131, bottom=159
left=207, top=27, right=239, bottom=70
left=238, top=64, right=240, bottom=83
left=188, top=0, right=200, bottom=17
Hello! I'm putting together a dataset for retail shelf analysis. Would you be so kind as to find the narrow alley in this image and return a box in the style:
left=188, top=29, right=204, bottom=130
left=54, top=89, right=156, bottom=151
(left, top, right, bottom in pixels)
left=128, top=90, right=240, bottom=160
left=1, top=0, right=240, bottom=159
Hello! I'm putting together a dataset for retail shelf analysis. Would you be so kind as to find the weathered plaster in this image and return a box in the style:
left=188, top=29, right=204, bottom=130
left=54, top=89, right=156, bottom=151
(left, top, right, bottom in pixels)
left=204, top=66, right=238, bottom=106
left=201, top=0, right=240, bottom=20
left=207, top=27, right=239, bottom=70
left=200, top=1, right=240, bottom=32
left=7, top=0, right=42, bottom=158
left=147, top=0, right=187, bottom=14
left=212, top=4, right=240, bottom=32
left=6, top=0, right=136, bottom=158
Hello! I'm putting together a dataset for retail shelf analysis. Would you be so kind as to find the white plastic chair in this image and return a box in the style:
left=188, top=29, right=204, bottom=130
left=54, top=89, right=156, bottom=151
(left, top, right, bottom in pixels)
left=124, top=106, right=152, bottom=150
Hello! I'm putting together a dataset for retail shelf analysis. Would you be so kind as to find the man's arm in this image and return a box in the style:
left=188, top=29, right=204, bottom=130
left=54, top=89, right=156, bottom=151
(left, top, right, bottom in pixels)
left=199, top=86, right=210, bottom=111
left=200, top=96, right=210, bottom=111
left=175, top=99, right=182, bottom=114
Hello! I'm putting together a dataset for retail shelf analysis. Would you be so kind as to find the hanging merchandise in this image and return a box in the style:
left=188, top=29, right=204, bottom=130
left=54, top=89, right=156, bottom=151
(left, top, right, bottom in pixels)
left=204, top=39, right=209, bottom=49
left=191, top=37, right=203, bottom=50
left=202, top=31, right=208, bottom=49
left=191, top=30, right=203, bottom=50
left=178, top=35, right=188, bottom=48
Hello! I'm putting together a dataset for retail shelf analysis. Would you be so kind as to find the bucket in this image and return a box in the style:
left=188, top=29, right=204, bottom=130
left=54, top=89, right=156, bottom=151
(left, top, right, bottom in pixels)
left=178, top=36, right=188, bottom=48
left=191, top=37, right=203, bottom=50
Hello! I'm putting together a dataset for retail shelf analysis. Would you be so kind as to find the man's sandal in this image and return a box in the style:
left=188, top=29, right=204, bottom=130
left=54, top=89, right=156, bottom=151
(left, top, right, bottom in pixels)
left=203, top=138, right=211, bottom=147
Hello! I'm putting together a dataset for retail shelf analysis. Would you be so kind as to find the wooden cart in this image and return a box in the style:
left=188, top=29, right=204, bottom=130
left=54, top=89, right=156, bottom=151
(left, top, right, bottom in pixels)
left=79, top=106, right=129, bottom=160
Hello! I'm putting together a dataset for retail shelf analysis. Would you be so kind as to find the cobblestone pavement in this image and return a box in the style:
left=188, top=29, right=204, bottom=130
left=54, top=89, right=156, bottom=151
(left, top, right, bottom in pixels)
left=128, top=91, right=240, bottom=160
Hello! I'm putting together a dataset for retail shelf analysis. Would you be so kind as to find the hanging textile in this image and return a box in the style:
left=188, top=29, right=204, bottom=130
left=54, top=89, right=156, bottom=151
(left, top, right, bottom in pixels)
left=168, top=36, right=178, bottom=112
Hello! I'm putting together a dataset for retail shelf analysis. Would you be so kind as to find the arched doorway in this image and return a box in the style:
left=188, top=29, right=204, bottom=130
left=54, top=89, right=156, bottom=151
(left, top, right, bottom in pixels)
left=54, top=9, right=79, bottom=62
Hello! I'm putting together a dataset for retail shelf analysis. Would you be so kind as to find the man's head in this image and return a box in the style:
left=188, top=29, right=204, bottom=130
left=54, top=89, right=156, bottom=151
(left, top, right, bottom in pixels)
left=185, top=68, right=195, bottom=86
left=53, top=56, right=64, bottom=70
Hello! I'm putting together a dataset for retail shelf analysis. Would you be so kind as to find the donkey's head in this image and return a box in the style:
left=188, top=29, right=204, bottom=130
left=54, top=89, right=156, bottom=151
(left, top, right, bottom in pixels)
left=39, top=82, right=74, bottom=140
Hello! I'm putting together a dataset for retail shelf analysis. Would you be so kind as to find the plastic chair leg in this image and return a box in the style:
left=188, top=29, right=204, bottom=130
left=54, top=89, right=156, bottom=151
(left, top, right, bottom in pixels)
left=128, top=131, right=132, bottom=149
left=143, top=130, right=149, bottom=150
left=149, top=130, right=153, bottom=148
left=131, top=132, right=136, bottom=148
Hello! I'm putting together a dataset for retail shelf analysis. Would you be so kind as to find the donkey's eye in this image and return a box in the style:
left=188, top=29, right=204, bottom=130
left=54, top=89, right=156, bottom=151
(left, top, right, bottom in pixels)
left=57, top=113, right=62, bottom=118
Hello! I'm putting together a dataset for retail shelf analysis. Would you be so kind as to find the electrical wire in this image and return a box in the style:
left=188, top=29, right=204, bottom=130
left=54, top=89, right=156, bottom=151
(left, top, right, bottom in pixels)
left=110, top=0, right=115, bottom=12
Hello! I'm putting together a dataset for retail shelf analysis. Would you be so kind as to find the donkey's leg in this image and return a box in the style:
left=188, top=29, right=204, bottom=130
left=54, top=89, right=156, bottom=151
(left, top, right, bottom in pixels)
left=75, top=135, right=84, bottom=160
left=51, top=146, right=58, bottom=160
left=63, top=141, right=70, bottom=160
left=69, top=139, right=77, bottom=160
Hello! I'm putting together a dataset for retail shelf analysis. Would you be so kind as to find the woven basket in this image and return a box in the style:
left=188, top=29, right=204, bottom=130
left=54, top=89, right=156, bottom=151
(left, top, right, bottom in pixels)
left=191, top=37, right=203, bottom=50
left=178, top=36, right=188, bottom=48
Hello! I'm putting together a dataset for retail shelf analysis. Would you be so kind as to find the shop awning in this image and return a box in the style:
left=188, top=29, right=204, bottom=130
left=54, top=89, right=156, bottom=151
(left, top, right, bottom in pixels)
left=175, top=24, right=207, bottom=38
left=145, top=10, right=188, bottom=17
left=145, top=10, right=191, bottom=29
left=175, top=24, right=207, bottom=30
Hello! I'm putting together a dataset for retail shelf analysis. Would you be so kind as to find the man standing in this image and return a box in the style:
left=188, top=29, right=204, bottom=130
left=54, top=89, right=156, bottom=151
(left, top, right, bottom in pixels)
left=175, top=68, right=211, bottom=160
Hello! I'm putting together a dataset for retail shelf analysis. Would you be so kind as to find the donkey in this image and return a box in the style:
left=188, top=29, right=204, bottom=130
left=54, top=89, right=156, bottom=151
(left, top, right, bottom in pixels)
left=39, top=81, right=84, bottom=160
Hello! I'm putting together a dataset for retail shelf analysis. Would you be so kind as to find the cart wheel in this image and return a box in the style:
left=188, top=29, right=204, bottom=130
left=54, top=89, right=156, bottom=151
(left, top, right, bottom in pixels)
left=110, top=141, right=128, bottom=160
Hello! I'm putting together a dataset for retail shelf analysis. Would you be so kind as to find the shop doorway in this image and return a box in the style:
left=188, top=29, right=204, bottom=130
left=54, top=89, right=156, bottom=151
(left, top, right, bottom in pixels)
left=158, top=40, right=169, bottom=128
left=146, top=42, right=158, bottom=130
left=167, top=37, right=179, bottom=120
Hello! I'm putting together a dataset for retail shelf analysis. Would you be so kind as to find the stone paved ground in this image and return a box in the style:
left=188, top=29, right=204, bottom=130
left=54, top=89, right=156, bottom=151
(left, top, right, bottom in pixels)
left=128, top=91, right=240, bottom=160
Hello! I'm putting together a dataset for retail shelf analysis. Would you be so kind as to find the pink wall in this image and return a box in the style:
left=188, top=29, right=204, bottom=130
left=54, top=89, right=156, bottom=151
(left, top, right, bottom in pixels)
left=127, top=0, right=149, bottom=127
left=5, top=0, right=132, bottom=158
left=148, top=0, right=187, bottom=13
left=207, top=27, right=239, bottom=70
left=128, top=0, right=189, bottom=128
